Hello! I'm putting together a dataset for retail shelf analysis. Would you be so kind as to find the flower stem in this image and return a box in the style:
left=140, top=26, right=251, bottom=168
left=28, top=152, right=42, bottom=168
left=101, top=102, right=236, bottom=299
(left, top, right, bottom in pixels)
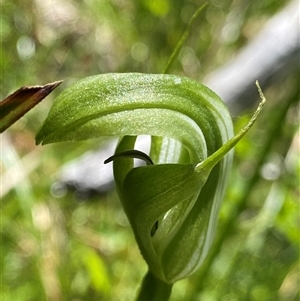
left=136, top=271, right=173, bottom=301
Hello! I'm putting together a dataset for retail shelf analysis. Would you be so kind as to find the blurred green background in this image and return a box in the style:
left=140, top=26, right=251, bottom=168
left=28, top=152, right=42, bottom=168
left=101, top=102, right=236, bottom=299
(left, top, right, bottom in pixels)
left=1, top=0, right=299, bottom=300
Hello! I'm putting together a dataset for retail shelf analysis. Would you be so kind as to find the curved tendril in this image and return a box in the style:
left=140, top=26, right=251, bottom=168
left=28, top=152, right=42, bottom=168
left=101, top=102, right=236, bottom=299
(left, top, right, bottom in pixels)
left=104, top=149, right=154, bottom=166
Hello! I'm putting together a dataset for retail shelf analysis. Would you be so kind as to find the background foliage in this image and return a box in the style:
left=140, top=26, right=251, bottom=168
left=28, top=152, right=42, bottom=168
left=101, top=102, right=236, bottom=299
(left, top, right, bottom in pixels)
left=1, top=0, right=299, bottom=300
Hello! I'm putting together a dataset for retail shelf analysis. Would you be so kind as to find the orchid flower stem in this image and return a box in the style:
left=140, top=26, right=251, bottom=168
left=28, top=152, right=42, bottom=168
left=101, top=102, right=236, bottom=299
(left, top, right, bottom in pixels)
left=136, top=271, right=173, bottom=301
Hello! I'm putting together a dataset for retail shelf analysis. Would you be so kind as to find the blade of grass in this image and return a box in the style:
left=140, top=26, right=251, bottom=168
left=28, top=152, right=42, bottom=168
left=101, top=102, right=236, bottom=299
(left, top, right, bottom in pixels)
left=162, top=3, right=207, bottom=74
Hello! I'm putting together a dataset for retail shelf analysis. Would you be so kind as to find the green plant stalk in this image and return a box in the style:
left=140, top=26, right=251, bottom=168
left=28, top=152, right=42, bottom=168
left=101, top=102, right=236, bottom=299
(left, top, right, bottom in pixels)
left=136, top=271, right=173, bottom=301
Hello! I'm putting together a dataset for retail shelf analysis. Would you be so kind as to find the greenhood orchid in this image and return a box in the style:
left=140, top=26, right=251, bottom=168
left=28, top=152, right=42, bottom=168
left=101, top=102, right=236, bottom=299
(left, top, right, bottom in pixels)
left=36, top=73, right=265, bottom=284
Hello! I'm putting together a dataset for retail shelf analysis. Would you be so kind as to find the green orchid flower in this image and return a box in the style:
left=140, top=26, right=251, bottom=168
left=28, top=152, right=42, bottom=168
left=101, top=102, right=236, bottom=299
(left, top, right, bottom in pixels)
left=36, top=73, right=265, bottom=286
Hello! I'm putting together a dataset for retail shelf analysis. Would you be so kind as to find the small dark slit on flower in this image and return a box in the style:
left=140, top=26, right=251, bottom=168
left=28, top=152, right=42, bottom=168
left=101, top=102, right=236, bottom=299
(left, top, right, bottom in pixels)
left=151, top=220, right=159, bottom=236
